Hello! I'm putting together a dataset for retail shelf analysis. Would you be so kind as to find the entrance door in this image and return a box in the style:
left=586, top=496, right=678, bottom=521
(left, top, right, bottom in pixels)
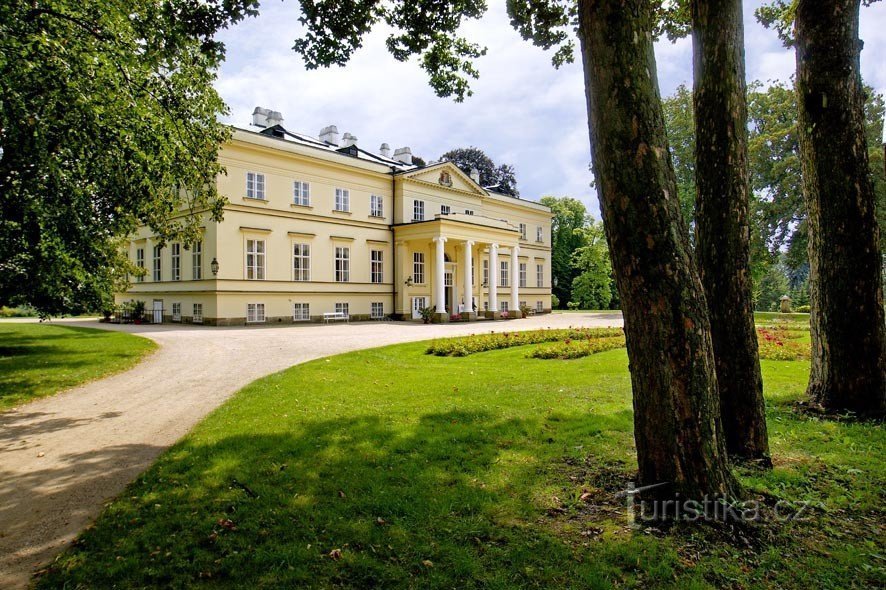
left=411, top=296, right=427, bottom=319
left=444, top=271, right=454, bottom=314
left=152, top=299, right=163, bottom=324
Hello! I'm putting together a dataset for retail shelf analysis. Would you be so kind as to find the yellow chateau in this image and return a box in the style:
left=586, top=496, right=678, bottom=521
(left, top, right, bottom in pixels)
left=118, top=108, right=553, bottom=325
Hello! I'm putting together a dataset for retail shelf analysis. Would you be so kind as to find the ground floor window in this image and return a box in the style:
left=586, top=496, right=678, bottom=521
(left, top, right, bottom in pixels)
left=335, top=302, right=349, bottom=317
left=371, top=302, right=384, bottom=319
left=193, top=303, right=203, bottom=323
left=293, top=303, right=310, bottom=321
left=536, top=300, right=544, bottom=312
left=519, top=300, right=527, bottom=309
left=519, top=263, right=527, bottom=288
left=500, top=301, right=509, bottom=312
left=484, top=301, right=489, bottom=311
left=172, top=303, right=181, bottom=322
left=247, top=303, right=265, bottom=323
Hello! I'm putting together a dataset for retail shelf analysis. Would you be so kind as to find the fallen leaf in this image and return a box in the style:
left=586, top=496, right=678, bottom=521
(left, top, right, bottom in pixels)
left=329, top=548, right=342, bottom=560
left=422, top=559, right=434, bottom=568
left=216, top=518, right=237, bottom=531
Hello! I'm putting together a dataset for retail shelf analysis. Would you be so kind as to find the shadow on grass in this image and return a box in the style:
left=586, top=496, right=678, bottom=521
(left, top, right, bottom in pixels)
left=37, top=409, right=660, bottom=589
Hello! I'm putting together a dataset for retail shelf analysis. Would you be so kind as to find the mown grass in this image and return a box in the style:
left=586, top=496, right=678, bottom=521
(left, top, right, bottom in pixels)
left=36, top=326, right=884, bottom=589
left=0, top=323, right=156, bottom=411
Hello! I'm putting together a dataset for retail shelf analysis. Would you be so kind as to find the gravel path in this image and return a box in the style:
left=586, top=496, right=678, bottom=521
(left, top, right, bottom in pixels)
left=0, top=313, right=622, bottom=587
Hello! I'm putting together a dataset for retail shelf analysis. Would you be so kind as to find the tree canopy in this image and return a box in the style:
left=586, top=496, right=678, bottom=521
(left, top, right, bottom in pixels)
left=440, top=146, right=519, bottom=196
left=0, top=0, right=256, bottom=315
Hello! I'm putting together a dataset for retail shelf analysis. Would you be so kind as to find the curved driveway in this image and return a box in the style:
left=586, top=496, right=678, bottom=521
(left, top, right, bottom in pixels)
left=0, top=312, right=622, bottom=587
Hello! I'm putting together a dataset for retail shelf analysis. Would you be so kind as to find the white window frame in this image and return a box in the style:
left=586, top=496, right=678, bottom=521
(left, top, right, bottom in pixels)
left=246, top=172, right=266, bottom=200
left=413, top=252, right=425, bottom=284
left=370, top=194, right=384, bottom=217
left=500, top=260, right=509, bottom=288
left=293, top=180, right=310, bottom=206
left=536, top=300, right=544, bottom=313
left=152, top=245, right=162, bottom=281
left=413, top=200, right=425, bottom=221
left=335, top=246, right=350, bottom=282
left=335, top=302, right=349, bottom=316
left=246, top=239, right=266, bottom=280
left=172, top=302, right=181, bottom=322
left=440, top=204, right=451, bottom=215
left=171, top=243, right=181, bottom=281
left=501, top=300, right=509, bottom=312
left=293, top=302, right=310, bottom=321
left=483, top=259, right=489, bottom=286
left=334, top=188, right=350, bottom=212
left=370, top=249, right=384, bottom=284
left=193, top=303, right=203, bottom=324
left=192, top=241, right=202, bottom=280
left=292, top=243, right=311, bottom=281
left=519, top=223, right=527, bottom=240
left=536, top=226, right=544, bottom=243
left=136, top=248, right=145, bottom=282
left=536, top=263, right=544, bottom=288
left=247, top=303, right=266, bottom=323
left=370, top=302, right=384, bottom=319
left=519, top=262, right=527, bottom=288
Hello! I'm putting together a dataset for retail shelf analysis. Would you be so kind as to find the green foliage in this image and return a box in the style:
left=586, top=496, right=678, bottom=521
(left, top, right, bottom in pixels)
left=661, top=84, right=697, bottom=230
left=425, top=327, right=623, bottom=356
left=539, top=196, right=591, bottom=308
left=0, top=0, right=256, bottom=316
left=0, top=305, right=38, bottom=318
left=550, top=293, right=559, bottom=308
left=506, top=0, right=576, bottom=68
left=569, top=219, right=614, bottom=310
left=439, top=146, right=519, bottom=196
left=527, top=335, right=625, bottom=359
left=0, top=323, right=155, bottom=410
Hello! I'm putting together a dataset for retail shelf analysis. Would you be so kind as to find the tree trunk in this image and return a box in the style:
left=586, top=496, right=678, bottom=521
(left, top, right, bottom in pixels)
left=795, top=0, right=886, bottom=418
left=691, top=0, right=770, bottom=461
left=577, top=0, right=741, bottom=500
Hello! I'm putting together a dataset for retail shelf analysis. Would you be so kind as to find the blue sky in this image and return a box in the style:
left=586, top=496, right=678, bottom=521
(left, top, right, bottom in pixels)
left=215, top=2, right=886, bottom=217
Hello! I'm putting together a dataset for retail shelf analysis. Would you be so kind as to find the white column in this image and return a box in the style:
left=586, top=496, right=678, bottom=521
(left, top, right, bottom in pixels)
left=489, top=243, right=499, bottom=312
left=463, top=240, right=474, bottom=314
left=511, top=244, right=520, bottom=313
left=433, top=236, right=447, bottom=314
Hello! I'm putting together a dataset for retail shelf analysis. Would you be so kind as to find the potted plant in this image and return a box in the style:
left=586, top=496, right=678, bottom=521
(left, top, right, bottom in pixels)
left=419, top=305, right=434, bottom=324
left=519, top=304, right=531, bottom=318
left=132, top=300, right=146, bottom=324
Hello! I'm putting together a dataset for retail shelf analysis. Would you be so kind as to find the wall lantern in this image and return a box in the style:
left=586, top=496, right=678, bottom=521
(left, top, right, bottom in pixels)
left=553, top=276, right=559, bottom=288
left=404, top=276, right=414, bottom=287
left=210, top=257, right=220, bottom=276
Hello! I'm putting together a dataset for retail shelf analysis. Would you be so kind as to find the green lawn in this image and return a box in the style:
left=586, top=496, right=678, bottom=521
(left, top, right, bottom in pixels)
left=0, top=322, right=156, bottom=411
left=36, top=328, right=883, bottom=589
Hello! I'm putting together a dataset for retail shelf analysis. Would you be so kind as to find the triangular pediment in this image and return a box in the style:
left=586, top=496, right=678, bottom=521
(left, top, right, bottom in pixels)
left=399, top=162, right=487, bottom=196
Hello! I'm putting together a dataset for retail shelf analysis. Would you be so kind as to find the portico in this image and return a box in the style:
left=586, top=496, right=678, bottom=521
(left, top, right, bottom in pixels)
left=393, top=213, right=524, bottom=322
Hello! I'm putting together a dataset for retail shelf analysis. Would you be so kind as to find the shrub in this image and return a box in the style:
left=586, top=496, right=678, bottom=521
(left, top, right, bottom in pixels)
left=527, top=335, right=626, bottom=359
left=0, top=305, right=38, bottom=318
left=795, top=305, right=810, bottom=313
left=426, top=327, right=624, bottom=357
left=551, top=294, right=559, bottom=308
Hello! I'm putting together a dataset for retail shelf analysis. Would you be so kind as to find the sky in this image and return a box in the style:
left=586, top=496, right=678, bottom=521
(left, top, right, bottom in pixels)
left=215, top=2, right=886, bottom=218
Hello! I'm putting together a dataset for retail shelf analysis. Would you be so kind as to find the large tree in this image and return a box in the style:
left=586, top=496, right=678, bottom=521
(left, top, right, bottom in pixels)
left=569, top=219, right=614, bottom=310
left=539, top=195, right=590, bottom=308
left=440, top=146, right=519, bottom=196
left=0, top=0, right=256, bottom=315
left=690, top=0, right=768, bottom=461
left=288, top=0, right=741, bottom=500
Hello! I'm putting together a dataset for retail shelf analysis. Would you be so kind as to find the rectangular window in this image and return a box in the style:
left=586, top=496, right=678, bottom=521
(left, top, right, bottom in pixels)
left=536, top=226, right=543, bottom=243
left=500, top=260, right=509, bottom=288
left=152, top=245, right=162, bottom=281
left=519, top=223, right=527, bottom=240
left=246, top=172, right=266, bottom=200
left=483, top=259, right=489, bottom=286
left=293, top=302, right=310, bottom=321
left=246, top=239, right=265, bottom=280
left=444, top=271, right=453, bottom=287
left=293, top=180, right=310, bottom=206
left=370, top=302, right=384, bottom=319
left=171, top=243, right=181, bottom=281
left=413, top=252, right=425, bottom=284
left=465, top=209, right=474, bottom=215
left=193, top=303, right=203, bottom=323
left=536, top=263, right=544, bottom=288
left=370, top=250, right=384, bottom=283
left=136, top=248, right=145, bottom=282
left=192, top=241, right=202, bottom=280
left=335, top=246, right=350, bottom=282
left=335, top=302, right=349, bottom=316
left=247, top=303, right=265, bottom=323
left=293, top=243, right=311, bottom=281
left=440, top=204, right=451, bottom=215
left=501, top=300, right=509, bottom=312
left=536, top=300, right=544, bottom=313
left=370, top=194, right=384, bottom=217
left=519, top=262, right=527, bottom=288
left=413, top=200, right=425, bottom=221
left=335, top=188, right=350, bottom=212
left=172, top=303, right=181, bottom=322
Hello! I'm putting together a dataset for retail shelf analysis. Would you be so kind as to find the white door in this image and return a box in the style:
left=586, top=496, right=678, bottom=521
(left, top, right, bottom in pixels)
left=152, top=299, right=163, bottom=324
left=411, top=297, right=427, bottom=319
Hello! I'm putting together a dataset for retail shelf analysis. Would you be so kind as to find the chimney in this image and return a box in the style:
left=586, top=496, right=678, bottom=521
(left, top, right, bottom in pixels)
left=341, top=132, right=358, bottom=147
left=319, top=125, right=340, bottom=146
left=379, top=143, right=392, bottom=158
left=393, top=147, right=413, bottom=165
left=470, top=168, right=480, bottom=184
left=251, top=106, right=271, bottom=128
left=266, top=110, right=284, bottom=127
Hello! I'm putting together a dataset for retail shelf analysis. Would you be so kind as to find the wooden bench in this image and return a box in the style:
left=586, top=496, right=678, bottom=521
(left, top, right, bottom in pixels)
left=323, top=311, right=349, bottom=324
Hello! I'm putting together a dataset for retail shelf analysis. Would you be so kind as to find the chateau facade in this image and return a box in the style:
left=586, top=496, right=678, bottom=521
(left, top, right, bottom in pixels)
left=117, top=109, right=553, bottom=325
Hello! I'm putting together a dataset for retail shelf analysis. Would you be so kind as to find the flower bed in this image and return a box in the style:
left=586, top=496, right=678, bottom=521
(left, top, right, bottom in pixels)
left=757, top=327, right=810, bottom=360
left=426, top=327, right=623, bottom=357
left=526, top=335, right=627, bottom=360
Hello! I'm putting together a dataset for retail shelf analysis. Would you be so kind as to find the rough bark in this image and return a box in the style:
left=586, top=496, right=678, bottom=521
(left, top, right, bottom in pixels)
left=578, top=0, right=741, bottom=500
left=691, top=0, right=770, bottom=460
left=795, top=0, right=886, bottom=418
